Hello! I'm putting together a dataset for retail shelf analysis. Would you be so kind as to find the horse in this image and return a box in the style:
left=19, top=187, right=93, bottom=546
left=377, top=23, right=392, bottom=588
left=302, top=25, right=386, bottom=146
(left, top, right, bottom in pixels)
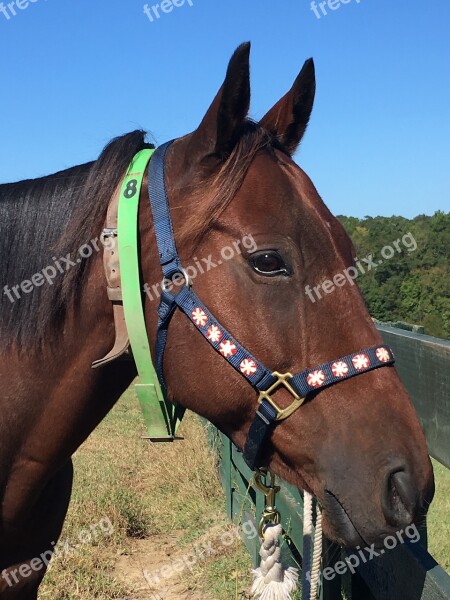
left=0, top=42, right=434, bottom=598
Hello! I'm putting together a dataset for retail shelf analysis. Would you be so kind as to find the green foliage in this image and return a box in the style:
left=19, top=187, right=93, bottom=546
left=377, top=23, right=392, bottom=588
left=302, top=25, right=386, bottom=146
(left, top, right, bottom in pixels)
left=337, top=211, right=450, bottom=340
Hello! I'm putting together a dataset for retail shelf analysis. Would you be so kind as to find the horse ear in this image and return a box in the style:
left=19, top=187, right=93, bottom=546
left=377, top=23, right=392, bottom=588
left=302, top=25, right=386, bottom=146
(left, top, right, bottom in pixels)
left=261, top=58, right=316, bottom=155
left=191, top=42, right=251, bottom=159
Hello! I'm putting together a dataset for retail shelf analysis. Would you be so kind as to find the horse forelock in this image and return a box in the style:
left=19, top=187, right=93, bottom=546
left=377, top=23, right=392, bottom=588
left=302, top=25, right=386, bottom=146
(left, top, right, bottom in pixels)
left=176, top=120, right=289, bottom=249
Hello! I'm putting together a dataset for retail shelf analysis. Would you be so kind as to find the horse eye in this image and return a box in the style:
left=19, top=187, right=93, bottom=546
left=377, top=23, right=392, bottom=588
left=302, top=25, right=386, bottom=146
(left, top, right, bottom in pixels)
left=250, top=251, right=290, bottom=277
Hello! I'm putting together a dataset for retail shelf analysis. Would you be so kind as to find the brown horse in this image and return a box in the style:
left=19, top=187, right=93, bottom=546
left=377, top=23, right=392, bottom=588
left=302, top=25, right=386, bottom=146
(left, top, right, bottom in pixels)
left=0, top=43, right=434, bottom=598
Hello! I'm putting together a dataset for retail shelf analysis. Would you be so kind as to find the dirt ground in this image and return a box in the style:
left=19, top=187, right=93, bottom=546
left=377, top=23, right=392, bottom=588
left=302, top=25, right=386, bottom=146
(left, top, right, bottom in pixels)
left=115, top=530, right=219, bottom=600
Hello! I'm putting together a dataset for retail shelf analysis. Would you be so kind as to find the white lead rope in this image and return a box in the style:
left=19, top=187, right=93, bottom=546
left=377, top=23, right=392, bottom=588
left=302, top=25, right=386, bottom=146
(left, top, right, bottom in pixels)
left=302, top=491, right=323, bottom=600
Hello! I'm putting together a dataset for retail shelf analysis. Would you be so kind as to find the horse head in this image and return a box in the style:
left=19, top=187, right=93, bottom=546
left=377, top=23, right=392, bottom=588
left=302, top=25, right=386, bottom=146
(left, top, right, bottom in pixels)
left=139, top=42, right=434, bottom=547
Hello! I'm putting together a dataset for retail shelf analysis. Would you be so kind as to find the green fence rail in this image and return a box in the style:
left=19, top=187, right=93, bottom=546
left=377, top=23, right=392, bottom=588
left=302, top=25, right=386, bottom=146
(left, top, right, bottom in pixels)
left=377, top=325, right=450, bottom=470
left=208, top=324, right=450, bottom=600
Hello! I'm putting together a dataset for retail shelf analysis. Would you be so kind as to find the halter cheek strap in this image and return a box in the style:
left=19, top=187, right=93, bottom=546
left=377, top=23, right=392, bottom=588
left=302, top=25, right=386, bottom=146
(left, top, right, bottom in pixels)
left=148, top=140, right=395, bottom=471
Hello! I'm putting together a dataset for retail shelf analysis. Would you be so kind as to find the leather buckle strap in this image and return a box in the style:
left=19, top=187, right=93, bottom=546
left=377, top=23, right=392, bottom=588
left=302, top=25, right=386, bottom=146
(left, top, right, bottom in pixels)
left=92, top=185, right=130, bottom=369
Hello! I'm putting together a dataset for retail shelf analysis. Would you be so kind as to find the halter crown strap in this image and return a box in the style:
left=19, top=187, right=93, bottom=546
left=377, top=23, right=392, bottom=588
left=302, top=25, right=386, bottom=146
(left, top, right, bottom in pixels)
left=147, top=141, right=395, bottom=470
left=148, top=142, right=184, bottom=280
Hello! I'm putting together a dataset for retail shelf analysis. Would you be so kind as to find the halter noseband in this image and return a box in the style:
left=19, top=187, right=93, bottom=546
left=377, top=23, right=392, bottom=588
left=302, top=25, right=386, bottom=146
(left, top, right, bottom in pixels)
left=148, top=140, right=395, bottom=470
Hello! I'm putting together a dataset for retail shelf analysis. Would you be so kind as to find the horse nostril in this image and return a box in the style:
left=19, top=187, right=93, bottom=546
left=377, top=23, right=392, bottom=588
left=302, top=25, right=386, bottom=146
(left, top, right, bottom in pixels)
left=382, top=469, right=417, bottom=528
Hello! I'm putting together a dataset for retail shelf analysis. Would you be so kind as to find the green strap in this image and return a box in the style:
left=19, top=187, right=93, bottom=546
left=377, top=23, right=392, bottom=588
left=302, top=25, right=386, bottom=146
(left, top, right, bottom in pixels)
left=118, top=149, right=184, bottom=440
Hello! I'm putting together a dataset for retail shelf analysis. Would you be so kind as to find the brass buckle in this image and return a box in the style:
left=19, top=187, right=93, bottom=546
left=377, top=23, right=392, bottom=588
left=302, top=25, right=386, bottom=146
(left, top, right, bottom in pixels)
left=258, top=371, right=305, bottom=421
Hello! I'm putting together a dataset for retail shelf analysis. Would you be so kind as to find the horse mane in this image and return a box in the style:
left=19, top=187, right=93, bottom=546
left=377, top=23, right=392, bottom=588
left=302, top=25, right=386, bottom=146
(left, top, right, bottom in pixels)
left=0, top=130, right=153, bottom=347
left=0, top=123, right=284, bottom=348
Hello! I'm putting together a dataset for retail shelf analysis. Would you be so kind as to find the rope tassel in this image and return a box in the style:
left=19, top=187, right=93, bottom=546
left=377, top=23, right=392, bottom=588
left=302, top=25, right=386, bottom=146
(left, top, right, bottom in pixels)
left=251, top=472, right=323, bottom=600
left=251, top=523, right=299, bottom=600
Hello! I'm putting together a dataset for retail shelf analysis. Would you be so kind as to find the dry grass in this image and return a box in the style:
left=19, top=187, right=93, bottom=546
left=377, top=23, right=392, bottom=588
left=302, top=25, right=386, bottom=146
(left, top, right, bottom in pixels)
left=40, top=387, right=252, bottom=599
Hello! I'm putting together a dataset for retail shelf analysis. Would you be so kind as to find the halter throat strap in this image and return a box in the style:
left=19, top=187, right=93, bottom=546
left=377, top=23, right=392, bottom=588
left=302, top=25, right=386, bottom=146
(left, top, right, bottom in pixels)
left=147, top=140, right=395, bottom=470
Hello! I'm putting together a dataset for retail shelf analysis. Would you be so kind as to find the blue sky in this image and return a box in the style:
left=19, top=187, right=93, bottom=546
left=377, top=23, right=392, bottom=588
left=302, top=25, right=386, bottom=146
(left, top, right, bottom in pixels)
left=1, top=0, right=449, bottom=218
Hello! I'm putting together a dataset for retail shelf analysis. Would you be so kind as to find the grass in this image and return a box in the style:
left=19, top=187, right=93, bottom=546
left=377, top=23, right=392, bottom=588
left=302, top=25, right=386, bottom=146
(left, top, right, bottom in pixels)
left=427, top=458, right=450, bottom=572
left=40, top=387, right=450, bottom=598
left=40, top=387, right=252, bottom=599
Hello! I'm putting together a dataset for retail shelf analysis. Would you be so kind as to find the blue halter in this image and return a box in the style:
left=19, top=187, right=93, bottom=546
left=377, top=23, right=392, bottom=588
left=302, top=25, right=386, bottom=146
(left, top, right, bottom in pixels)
left=148, top=140, right=395, bottom=470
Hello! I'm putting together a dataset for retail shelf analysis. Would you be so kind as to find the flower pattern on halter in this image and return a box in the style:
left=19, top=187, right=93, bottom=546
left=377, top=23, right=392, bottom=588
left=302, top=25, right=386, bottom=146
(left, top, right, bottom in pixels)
left=172, top=285, right=395, bottom=398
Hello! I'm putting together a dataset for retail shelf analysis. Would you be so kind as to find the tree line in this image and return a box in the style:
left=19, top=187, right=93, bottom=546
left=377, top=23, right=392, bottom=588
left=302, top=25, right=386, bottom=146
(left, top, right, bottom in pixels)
left=337, top=211, right=450, bottom=340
